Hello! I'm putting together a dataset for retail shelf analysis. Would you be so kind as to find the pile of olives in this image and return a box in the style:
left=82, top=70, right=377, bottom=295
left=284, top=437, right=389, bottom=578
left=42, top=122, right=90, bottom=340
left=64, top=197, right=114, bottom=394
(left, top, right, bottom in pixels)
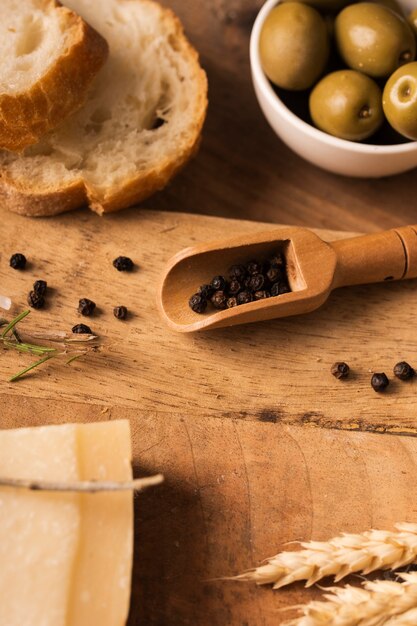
left=260, top=0, right=417, bottom=143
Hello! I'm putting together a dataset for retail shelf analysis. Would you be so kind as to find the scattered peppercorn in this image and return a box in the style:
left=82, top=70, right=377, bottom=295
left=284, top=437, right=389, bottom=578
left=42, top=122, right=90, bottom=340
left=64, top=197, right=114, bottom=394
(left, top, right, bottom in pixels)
left=198, top=284, right=215, bottom=299
left=227, top=296, right=238, bottom=308
left=72, top=323, right=93, bottom=334
left=10, top=253, right=27, bottom=270
left=228, top=264, right=247, bottom=281
left=211, top=275, right=227, bottom=291
left=371, top=372, right=389, bottom=392
left=394, top=361, right=415, bottom=381
left=211, top=290, right=228, bottom=310
left=27, top=290, right=45, bottom=310
left=78, top=298, right=96, bottom=316
left=189, top=294, right=207, bottom=314
left=33, top=280, right=47, bottom=296
left=237, top=290, right=253, bottom=305
left=113, top=256, right=134, bottom=272
left=114, top=305, right=128, bottom=320
left=331, top=362, right=350, bottom=380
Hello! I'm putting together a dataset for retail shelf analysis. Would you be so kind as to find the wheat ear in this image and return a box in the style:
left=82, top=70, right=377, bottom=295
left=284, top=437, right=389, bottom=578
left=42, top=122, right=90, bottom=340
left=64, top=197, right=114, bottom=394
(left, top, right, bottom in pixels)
left=284, top=573, right=417, bottom=626
left=234, top=523, right=417, bottom=589
left=384, top=607, right=417, bottom=626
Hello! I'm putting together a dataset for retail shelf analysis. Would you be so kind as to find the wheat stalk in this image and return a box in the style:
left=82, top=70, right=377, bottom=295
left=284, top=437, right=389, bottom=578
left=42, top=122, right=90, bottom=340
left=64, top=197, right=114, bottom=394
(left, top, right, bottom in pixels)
left=234, top=523, right=417, bottom=589
left=284, top=574, right=417, bottom=626
left=384, top=607, right=417, bottom=625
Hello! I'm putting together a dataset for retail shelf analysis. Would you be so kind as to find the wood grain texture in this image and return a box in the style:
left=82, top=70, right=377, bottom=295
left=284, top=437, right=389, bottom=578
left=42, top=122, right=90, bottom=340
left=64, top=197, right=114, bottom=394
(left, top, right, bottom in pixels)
left=2, top=398, right=417, bottom=625
left=139, top=0, right=417, bottom=234
left=1, top=208, right=417, bottom=624
left=1, top=208, right=417, bottom=432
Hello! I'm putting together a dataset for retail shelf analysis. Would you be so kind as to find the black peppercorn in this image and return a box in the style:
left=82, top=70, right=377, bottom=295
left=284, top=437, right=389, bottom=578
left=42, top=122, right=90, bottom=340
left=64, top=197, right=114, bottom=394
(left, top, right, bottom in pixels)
left=27, top=290, right=45, bottom=310
left=237, top=290, right=253, bottom=305
left=269, top=253, right=285, bottom=268
left=331, top=362, right=350, bottom=380
left=114, top=305, right=128, bottom=320
left=271, top=282, right=291, bottom=297
left=246, top=273, right=265, bottom=292
left=394, top=361, right=415, bottom=381
left=72, top=323, right=93, bottom=334
left=228, top=279, right=242, bottom=296
left=211, top=290, right=228, bottom=310
left=78, top=298, right=96, bottom=316
left=266, top=266, right=284, bottom=284
left=211, top=275, right=227, bottom=291
left=113, top=256, right=134, bottom=272
left=198, top=284, right=214, bottom=299
left=246, top=260, right=262, bottom=275
left=187, top=251, right=291, bottom=314
left=189, top=294, right=207, bottom=314
left=10, top=253, right=27, bottom=270
left=371, top=372, right=389, bottom=392
left=228, top=264, right=247, bottom=281
left=254, top=290, right=270, bottom=300
left=33, top=280, right=47, bottom=296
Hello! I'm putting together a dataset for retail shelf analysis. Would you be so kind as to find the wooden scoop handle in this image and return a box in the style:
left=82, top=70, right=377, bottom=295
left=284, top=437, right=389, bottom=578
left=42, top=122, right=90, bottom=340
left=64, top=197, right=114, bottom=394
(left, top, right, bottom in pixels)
left=330, top=225, right=417, bottom=289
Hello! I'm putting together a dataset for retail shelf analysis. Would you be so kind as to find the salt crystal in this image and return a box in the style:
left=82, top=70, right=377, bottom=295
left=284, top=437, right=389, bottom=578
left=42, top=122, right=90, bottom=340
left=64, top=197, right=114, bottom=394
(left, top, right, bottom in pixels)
left=0, top=295, right=11, bottom=311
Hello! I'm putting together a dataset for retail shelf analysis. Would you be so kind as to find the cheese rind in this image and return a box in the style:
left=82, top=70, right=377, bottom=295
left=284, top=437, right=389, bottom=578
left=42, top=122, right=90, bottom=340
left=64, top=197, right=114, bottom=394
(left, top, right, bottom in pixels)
left=0, top=420, right=133, bottom=626
left=69, top=420, right=133, bottom=626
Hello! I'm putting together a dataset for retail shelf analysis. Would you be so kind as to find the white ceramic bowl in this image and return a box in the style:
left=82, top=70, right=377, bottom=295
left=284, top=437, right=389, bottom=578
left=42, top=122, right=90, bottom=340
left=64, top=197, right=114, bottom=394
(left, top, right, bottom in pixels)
left=250, top=0, right=417, bottom=177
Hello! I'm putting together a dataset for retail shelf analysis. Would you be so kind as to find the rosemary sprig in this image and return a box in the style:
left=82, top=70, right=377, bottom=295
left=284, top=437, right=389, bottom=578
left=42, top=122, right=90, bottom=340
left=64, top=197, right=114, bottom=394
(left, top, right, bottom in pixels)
left=8, top=354, right=55, bottom=383
left=0, top=310, right=99, bottom=382
left=1, top=309, right=30, bottom=338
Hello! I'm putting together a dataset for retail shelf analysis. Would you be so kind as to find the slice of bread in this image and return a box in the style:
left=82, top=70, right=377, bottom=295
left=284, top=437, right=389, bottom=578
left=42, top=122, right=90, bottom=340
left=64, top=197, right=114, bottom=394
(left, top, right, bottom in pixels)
left=0, top=0, right=109, bottom=152
left=0, top=0, right=208, bottom=216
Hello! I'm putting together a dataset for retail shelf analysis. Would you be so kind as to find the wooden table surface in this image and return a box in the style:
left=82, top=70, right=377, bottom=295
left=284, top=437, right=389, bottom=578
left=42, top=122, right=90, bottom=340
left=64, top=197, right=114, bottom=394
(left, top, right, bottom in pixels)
left=2, top=4, right=417, bottom=626
left=149, top=0, right=417, bottom=233
left=3, top=209, right=417, bottom=626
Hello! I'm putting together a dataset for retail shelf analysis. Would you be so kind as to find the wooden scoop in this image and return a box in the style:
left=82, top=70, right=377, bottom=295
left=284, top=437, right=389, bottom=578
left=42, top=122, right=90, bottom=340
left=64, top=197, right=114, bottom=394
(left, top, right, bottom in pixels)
left=158, top=225, right=417, bottom=332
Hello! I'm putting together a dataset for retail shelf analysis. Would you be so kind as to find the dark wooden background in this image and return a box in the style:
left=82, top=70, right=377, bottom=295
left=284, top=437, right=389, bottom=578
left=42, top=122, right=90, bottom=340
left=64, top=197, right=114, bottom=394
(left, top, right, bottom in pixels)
left=148, top=0, right=417, bottom=232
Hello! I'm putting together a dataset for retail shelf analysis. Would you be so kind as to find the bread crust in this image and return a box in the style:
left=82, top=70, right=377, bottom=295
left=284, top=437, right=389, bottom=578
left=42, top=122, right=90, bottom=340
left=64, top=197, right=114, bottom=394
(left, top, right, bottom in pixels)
left=0, top=173, right=87, bottom=216
left=0, top=0, right=208, bottom=217
left=0, top=0, right=109, bottom=152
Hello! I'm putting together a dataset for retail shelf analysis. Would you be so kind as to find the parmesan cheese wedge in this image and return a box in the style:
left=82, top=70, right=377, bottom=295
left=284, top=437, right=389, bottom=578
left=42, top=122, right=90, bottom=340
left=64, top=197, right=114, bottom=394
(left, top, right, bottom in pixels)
left=0, top=420, right=133, bottom=626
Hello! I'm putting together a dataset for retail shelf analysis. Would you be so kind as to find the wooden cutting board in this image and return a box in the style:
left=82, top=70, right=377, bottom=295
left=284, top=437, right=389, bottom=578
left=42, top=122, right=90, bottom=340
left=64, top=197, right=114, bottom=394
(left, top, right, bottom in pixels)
left=1, top=207, right=417, bottom=626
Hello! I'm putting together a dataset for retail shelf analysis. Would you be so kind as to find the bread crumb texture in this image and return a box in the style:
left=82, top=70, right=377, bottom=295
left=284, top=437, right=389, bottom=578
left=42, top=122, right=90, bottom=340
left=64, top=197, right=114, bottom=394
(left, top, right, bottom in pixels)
left=0, top=0, right=108, bottom=151
left=0, top=0, right=208, bottom=215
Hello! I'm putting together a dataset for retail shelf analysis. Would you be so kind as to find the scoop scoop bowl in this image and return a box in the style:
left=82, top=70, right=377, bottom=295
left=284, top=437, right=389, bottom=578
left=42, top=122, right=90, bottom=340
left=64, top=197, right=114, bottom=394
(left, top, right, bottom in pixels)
left=159, top=225, right=417, bottom=332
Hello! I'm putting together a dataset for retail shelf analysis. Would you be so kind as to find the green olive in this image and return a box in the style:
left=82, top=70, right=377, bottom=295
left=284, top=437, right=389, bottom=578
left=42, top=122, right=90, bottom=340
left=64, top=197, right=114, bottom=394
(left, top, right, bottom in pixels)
left=309, top=70, right=384, bottom=141
left=281, top=0, right=349, bottom=10
left=367, top=0, right=404, bottom=15
left=408, top=8, right=417, bottom=36
left=383, top=62, right=417, bottom=140
left=335, top=3, right=416, bottom=78
left=259, top=3, right=329, bottom=90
